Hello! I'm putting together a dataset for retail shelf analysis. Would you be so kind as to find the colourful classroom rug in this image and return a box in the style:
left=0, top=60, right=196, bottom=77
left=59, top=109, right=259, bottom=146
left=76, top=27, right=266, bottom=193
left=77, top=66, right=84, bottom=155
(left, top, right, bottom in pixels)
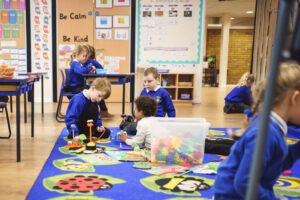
left=26, top=128, right=300, bottom=200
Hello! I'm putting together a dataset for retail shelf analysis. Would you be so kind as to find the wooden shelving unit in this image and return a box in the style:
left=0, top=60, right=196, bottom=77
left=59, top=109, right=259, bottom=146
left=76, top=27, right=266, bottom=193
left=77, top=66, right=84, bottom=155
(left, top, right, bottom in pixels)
left=159, top=73, right=194, bottom=103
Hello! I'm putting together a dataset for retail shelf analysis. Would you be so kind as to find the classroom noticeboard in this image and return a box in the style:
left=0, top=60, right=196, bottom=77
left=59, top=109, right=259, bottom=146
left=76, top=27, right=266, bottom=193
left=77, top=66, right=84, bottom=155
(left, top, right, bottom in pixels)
left=137, top=0, right=204, bottom=64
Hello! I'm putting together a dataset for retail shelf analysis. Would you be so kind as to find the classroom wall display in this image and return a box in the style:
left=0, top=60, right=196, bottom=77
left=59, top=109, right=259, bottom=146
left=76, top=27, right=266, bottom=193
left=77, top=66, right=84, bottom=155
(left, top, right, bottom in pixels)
left=96, top=29, right=112, bottom=40
left=137, top=0, right=204, bottom=64
left=30, top=0, right=53, bottom=102
left=114, top=28, right=129, bottom=40
left=95, top=0, right=112, bottom=8
left=113, top=0, right=130, bottom=7
left=96, top=16, right=112, bottom=28
left=113, top=15, right=129, bottom=27
left=0, top=0, right=26, bottom=76
left=58, top=0, right=131, bottom=103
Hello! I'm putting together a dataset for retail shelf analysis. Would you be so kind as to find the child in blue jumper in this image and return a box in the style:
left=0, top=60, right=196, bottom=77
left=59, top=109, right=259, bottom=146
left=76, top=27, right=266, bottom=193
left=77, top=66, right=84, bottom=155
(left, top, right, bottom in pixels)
left=65, top=78, right=111, bottom=143
left=69, top=45, right=95, bottom=94
left=83, top=44, right=113, bottom=118
left=83, top=44, right=103, bottom=70
left=121, top=67, right=175, bottom=135
left=223, top=72, right=255, bottom=113
left=214, top=62, right=300, bottom=199
left=141, top=67, right=176, bottom=117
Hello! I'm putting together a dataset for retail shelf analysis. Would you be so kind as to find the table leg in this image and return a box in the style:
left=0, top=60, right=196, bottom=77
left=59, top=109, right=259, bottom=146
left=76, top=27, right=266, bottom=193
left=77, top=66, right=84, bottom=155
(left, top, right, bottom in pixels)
left=24, top=92, right=27, bottom=123
left=31, top=83, right=35, bottom=138
left=41, top=75, right=44, bottom=116
left=16, top=86, right=21, bottom=162
left=122, top=78, right=126, bottom=115
left=10, top=96, right=13, bottom=112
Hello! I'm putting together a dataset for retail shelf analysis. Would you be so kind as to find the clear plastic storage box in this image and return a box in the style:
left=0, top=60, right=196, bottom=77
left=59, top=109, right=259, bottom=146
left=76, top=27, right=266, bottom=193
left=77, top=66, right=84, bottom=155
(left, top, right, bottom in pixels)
left=150, top=117, right=210, bottom=164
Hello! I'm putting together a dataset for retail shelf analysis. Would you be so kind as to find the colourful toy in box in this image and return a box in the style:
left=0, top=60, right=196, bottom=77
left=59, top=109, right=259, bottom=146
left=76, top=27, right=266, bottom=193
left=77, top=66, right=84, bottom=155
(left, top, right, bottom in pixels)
left=150, top=117, right=210, bottom=165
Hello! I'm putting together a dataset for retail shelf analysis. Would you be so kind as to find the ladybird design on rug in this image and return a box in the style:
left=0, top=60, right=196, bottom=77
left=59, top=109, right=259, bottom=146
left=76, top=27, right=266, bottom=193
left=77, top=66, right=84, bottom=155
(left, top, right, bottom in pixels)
left=43, top=173, right=125, bottom=195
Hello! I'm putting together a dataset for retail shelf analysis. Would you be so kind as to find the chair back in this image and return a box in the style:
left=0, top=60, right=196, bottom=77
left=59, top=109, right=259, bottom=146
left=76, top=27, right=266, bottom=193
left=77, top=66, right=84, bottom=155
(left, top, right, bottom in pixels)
left=59, top=69, right=65, bottom=95
left=64, top=69, right=71, bottom=86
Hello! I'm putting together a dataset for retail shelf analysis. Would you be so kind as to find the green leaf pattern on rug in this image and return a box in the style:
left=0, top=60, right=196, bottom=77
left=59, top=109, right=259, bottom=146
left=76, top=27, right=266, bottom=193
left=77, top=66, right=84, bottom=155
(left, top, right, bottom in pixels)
left=43, top=173, right=126, bottom=195
left=53, top=157, right=95, bottom=172
left=140, top=174, right=214, bottom=196
left=274, top=176, right=300, bottom=197
left=133, top=162, right=152, bottom=169
left=48, top=196, right=111, bottom=200
left=78, top=154, right=121, bottom=165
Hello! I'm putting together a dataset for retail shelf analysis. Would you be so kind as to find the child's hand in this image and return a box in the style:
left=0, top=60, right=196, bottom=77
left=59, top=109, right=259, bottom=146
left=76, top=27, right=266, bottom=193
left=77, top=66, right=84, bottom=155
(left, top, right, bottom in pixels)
left=74, top=136, right=80, bottom=144
left=118, top=132, right=129, bottom=142
left=97, top=126, right=104, bottom=132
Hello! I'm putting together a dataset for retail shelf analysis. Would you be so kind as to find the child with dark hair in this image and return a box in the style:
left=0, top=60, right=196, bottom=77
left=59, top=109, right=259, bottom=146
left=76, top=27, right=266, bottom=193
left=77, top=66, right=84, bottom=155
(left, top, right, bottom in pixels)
left=65, top=78, right=111, bottom=143
left=119, top=96, right=157, bottom=148
left=214, top=62, right=300, bottom=199
left=224, top=72, right=255, bottom=113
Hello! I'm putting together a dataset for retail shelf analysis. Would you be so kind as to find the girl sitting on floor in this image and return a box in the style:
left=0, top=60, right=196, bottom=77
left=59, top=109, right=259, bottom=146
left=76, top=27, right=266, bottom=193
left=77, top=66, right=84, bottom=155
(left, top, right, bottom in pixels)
left=224, top=72, right=255, bottom=113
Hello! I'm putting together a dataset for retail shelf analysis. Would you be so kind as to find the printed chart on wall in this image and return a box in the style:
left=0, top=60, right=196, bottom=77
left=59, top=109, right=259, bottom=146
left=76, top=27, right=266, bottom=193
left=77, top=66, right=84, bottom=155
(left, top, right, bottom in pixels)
left=0, top=0, right=26, bottom=73
left=137, top=0, right=204, bottom=64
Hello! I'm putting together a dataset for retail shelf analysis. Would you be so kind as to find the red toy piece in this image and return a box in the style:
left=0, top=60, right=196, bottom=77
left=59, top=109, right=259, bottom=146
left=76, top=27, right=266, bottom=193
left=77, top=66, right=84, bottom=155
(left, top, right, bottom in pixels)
left=282, top=170, right=292, bottom=175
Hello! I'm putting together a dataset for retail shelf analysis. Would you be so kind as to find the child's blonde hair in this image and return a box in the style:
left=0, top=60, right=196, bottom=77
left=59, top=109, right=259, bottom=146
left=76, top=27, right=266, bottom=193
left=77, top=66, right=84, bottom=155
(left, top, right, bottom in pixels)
left=144, top=67, right=159, bottom=79
left=70, top=45, right=88, bottom=65
left=236, top=72, right=255, bottom=87
left=86, top=44, right=96, bottom=59
left=90, top=78, right=111, bottom=99
left=231, top=62, right=300, bottom=140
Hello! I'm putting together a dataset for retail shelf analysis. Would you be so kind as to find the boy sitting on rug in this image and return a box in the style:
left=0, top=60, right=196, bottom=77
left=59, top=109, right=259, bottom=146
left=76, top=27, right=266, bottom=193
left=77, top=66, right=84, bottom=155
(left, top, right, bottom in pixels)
left=118, top=96, right=157, bottom=148
left=120, top=67, right=175, bottom=135
left=65, top=78, right=111, bottom=143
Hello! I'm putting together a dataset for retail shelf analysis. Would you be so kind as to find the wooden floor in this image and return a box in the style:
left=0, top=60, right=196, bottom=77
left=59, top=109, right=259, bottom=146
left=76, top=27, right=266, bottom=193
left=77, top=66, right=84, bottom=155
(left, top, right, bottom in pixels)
left=0, top=87, right=243, bottom=200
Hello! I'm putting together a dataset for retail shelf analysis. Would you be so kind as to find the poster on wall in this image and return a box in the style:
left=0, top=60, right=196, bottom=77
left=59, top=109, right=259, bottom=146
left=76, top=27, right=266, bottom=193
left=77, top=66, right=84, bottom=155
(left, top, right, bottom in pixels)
left=113, top=0, right=130, bottom=6
left=31, top=0, right=53, bottom=102
left=96, top=29, right=112, bottom=40
left=96, top=16, right=112, bottom=28
left=96, top=0, right=113, bottom=8
left=113, top=15, right=130, bottom=27
left=114, top=29, right=129, bottom=40
left=137, top=0, right=204, bottom=64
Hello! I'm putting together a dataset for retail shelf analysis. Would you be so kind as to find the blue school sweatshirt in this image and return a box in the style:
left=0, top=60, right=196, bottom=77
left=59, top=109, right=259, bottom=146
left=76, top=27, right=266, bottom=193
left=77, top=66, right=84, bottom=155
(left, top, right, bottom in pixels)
left=69, top=60, right=93, bottom=90
left=65, top=92, right=102, bottom=136
left=140, top=87, right=176, bottom=117
left=225, top=85, right=252, bottom=105
left=83, top=58, right=103, bottom=69
left=214, top=113, right=300, bottom=200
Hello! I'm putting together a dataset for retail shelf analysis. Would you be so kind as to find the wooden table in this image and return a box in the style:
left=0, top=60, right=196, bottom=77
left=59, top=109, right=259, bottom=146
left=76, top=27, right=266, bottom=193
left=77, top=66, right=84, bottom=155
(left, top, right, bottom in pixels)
left=83, top=73, right=135, bottom=115
left=0, top=76, right=36, bottom=162
left=18, top=72, right=46, bottom=117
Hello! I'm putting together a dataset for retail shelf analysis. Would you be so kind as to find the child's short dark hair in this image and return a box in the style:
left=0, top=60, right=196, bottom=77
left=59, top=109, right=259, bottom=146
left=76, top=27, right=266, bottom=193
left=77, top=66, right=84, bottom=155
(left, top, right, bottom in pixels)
left=135, top=96, right=157, bottom=117
left=144, top=67, right=159, bottom=79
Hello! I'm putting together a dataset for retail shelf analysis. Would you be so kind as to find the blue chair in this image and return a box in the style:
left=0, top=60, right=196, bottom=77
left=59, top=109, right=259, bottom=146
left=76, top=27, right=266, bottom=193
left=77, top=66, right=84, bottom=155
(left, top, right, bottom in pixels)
left=0, top=102, right=12, bottom=139
left=56, top=69, right=75, bottom=122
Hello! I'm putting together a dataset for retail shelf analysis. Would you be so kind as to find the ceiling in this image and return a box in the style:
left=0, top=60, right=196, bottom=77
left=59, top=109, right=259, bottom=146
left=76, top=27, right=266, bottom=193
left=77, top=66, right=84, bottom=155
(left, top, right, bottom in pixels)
left=206, top=0, right=256, bottom=17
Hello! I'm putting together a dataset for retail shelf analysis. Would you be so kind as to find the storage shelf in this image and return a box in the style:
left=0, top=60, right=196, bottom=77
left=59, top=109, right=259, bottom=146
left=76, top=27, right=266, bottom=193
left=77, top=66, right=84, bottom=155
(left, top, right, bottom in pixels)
left=159, top=73, right=194, bottom=102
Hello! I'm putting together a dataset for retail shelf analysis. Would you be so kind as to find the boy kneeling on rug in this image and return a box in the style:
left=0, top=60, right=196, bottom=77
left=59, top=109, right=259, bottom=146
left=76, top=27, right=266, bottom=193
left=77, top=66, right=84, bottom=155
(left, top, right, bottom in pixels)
left=65, top=78, right=111, bottom=143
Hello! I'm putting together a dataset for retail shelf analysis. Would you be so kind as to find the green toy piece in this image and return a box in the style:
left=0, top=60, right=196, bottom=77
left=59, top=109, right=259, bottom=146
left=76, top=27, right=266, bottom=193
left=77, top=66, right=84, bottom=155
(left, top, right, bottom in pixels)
left=79, top=134, right=87, bottom=143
